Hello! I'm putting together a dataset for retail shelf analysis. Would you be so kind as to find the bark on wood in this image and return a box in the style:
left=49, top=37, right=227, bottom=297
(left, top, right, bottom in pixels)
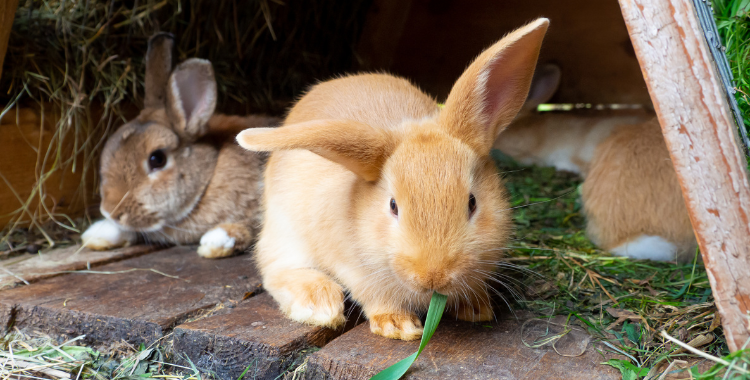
left=618, top=0, right=750, bottom=351
left=0, top=244, right=158, bottom=289
left=173, top=293, right=348, bottom=380
left=0, top=0, right=18, bottom=81
left=304, top=318, right=620, bottom=380
left=0, top=246, right=261, bottom=347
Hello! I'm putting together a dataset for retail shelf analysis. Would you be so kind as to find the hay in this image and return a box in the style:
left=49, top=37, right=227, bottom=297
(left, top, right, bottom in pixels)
left=0, top=0, right=372, bottom=252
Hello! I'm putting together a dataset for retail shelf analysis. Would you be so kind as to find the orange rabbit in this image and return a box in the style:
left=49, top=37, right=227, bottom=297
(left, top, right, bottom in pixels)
left=494, top=67, right=696, bottom=262
left=237, top=19, right=551, bottom=340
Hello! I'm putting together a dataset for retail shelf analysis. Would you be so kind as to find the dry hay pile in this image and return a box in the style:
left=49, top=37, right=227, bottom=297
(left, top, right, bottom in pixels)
left=0, top=0, right=372, bottom=254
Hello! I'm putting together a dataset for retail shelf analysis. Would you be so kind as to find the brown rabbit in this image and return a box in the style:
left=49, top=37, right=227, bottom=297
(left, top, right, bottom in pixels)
left=81, top=33, right=278, bottom=258
left=494, top=67, right=696, bottom=261
left=236, top=19, right=550, bottom=340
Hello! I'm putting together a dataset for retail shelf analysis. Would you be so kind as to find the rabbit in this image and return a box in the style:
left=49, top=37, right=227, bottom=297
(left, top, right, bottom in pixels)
left=493, top=66, right=696, bottom=262
left=81, top=33, right=279, bottom=259
left=494, top=64, right=654, bottom=176
left=581, top=118, right=696, bottom=262
left=235, top=19, right=550, bottom=340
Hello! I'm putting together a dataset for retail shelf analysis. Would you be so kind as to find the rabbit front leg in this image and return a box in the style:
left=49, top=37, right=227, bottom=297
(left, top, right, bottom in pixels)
left=197, top=222, right=252, bottom=258
left=262, top=266, right=346, bottom=328
left=82, top=219, right=137, bottom=250
left=363, top=304, right=424, bottom=341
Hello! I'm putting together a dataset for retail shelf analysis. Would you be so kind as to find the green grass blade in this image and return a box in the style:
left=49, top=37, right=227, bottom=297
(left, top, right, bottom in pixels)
left=370, top=292, right=448, bottom=380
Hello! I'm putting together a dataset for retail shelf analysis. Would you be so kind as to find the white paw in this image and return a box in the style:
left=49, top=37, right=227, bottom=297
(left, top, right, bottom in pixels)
left=610, top=235, right=677, bottom=261
left=288, top=300, right=346, bottom=328
left=197, top=227, right=235, bottom=258
left=82, top=219, right=135, bottom=250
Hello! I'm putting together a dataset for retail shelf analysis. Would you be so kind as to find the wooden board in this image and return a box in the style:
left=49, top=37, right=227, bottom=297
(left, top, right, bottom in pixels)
left=0, top=246, right=261, bottom=347
left=0, top=0, right=18, bottom=80
left=372, top=0, right=650, bottom=105
left=304, top=318, right=620, bottom=379
left=618, top=0, right=750, bottom=351
left=173, top=293, right=351, bottom=380
left=0, top=107, right=95, bottom=227
left=0, top=244, right=158, bottom=289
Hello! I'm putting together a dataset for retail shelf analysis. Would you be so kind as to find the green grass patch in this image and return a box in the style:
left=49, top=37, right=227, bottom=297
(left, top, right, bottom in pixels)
left=494, top=152, right=750, bottom=378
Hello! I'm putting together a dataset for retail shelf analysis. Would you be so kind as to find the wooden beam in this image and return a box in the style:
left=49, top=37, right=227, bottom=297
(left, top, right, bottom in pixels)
left=618, top=0, right=750, bottom=351
left=0, top=0, right=18, bottom=81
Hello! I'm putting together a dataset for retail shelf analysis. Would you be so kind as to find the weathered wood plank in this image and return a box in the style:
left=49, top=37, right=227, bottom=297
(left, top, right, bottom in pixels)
left=0, top=246, right=261, bottom=347
left=0, top=244, right=158, bottom=289
left=618, top=0, right=750, bottom=351
left=304, top=319, right=620, bottom=380
left=0, top=0, right=18, bottom=81
left=173, top=293, right=348, bottom=380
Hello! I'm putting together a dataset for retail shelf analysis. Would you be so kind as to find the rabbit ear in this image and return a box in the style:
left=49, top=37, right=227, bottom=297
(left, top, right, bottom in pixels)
left=144, top=32, right=174, bottom=109
left=166, top=58, right=217, bottom=138
left=237, top=120, right=394, bottom=181
left=523, top=63, right=561, bottom=112
left=440, top=18, right=549, bottom=153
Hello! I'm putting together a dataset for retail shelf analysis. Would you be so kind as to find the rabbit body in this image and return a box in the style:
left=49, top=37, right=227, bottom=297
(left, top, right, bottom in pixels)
left=582, top=118, right=696, bottom=261
left=238, top=19, right=551, bottom=340
left=493, top=66, right=695, bottom=261
left=496, top=111, right=652, bottom=176
left=82, top=34, right=278, bottom=258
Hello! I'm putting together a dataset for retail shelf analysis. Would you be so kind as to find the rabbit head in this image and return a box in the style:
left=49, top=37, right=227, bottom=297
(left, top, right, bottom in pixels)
left=98, top=33, right=220, bottom=232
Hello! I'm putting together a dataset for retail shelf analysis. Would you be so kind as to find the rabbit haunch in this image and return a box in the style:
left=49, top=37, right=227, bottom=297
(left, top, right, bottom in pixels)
left=238, top=19, right=550, bottom=340
left=82, top=33, right=278, bottom=258
left=494, top=66, right=696, bottom=262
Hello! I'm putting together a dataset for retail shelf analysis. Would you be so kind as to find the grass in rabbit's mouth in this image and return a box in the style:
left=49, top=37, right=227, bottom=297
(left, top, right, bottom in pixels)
left=493, top=150, right=750, bottom=379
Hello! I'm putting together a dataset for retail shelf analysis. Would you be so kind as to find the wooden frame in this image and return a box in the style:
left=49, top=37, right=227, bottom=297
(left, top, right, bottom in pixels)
left=0, top=0, right=18, bottom=81
left=619, top=0, right=750, bottom=351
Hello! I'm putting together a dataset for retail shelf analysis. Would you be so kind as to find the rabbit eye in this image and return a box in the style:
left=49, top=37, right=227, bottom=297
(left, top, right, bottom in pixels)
left=468, top=193, right=477, bottom=217
left=148, top=150, right=167, bottom=171
left=390, top=198, right=398, bottom=217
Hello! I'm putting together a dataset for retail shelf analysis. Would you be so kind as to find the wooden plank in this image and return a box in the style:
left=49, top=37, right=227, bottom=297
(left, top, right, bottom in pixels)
left=304, top=318, right=620, bottom=379
left=618, top=0, right=750, bottom=351
left=0, top=244, right=158, bottom=289
left=0, top=246, right=262, bottom=347
left=173, top=293, right=350, bottom=380
left=387, top=0, right=650, bottom=105
left=0, top=0, right=18, bottom=81
left=0, top=107, right=95, bottom=227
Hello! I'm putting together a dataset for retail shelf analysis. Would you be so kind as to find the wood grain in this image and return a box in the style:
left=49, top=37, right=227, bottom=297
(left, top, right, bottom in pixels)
left=618, top=0, right=750, bottom=351
left=0, top=0, right=18, bottom=81
left=0, top=244, right=158, bottom=289
left=174, top=293, right=348, bottom=380
left=0, top=246, right=261, bottom=347
left=304, top=318, right=620, bottom=379
left=0, top=107, right=95, bottom=227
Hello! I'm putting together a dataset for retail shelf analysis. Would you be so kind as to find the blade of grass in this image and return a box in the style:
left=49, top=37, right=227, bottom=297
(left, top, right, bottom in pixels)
left=369, top=292, right=447, bottom=380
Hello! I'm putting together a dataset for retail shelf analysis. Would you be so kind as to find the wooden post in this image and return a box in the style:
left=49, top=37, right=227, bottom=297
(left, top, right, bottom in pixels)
left=618, top=0, right=750, bottom=351
left=0, top=0, right=18, bottom=81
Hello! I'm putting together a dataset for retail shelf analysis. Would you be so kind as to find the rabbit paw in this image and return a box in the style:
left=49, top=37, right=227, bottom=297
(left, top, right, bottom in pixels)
left=82, top=219, right=136, bottom=250
left=449, top=298, right=494, bottom=322
left=369, top=312, right=423, bottom=341
left=284, top=279, right=346, bottom=329
left=197, top=227, right=236, bottom=258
